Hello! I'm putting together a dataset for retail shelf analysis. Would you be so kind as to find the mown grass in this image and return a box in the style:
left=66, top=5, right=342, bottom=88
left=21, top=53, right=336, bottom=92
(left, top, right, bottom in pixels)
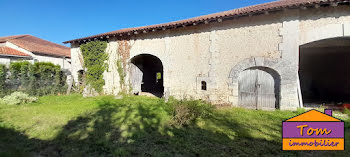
left=0, top=94, right=349, bottom=157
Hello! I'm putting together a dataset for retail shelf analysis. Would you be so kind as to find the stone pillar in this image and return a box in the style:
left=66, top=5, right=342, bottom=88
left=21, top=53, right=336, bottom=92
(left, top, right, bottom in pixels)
left=278, top=12, right=301, bottom=110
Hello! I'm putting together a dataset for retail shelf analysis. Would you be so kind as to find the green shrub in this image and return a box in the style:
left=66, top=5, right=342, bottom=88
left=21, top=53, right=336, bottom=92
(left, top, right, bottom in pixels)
left=167, top=98, right=214, bottom=126
left=344, top=108, right=350, bottom=116
left=0, top=64, right=7, bottom=97
left=0, top=92, right=37, bottom=105
left=0, top=61, right=67, bottom=96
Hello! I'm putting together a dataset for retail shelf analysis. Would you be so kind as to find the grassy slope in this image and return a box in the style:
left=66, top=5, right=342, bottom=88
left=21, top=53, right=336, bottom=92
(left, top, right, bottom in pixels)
left=0, top=94, right=349, bottom=157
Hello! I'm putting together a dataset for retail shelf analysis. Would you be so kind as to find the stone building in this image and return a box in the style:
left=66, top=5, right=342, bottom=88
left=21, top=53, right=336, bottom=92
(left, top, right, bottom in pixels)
left=64, top=0, right=350, bottom=110
left=0, top=35, right=71, bottom=71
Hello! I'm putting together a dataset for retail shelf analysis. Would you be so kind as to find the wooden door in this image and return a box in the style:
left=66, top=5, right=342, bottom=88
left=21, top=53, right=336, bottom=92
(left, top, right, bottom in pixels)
left=238, top=67, right=277, bottom=110
left=130, top=64, right=143, bottom=95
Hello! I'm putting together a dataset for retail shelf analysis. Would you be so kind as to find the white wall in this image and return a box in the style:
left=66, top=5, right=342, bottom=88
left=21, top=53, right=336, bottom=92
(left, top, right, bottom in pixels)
left=2, top=41, right=71, bottom=71
left=0, top=58, right=11, bottom=66
left=34, top=54, right=71, bottom=71
left=69, top=5, right=350, bottom=110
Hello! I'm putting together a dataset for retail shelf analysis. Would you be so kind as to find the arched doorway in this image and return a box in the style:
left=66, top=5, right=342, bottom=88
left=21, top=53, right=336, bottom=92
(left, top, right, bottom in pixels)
left=299, top=37, right=350, bottom=106
left=130, top=54, right=164, bottom=97
left=238, top=67, right=280, bottom=110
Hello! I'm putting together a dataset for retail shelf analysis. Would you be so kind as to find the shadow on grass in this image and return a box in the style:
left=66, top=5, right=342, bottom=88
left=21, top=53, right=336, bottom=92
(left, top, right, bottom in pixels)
left=1, top=97, right=349, bottom=156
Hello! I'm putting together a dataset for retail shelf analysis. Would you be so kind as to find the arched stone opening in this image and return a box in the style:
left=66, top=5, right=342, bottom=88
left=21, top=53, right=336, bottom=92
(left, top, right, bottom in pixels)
left=238, top=66, right=280, bottom=110
left=229, top=57, right=282, bottom=110
left=299, top=37, right=350, bottom=106
left=130, top=54, right=164, bottom=97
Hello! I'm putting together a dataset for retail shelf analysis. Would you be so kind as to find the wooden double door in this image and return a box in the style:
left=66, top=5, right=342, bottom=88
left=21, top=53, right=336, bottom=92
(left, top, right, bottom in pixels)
left=238, top=67, right=279, bottom=110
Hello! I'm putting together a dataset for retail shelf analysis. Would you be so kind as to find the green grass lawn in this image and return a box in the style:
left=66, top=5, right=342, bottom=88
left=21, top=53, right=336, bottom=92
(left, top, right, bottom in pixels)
left=0, top=94, right=349, bottom=157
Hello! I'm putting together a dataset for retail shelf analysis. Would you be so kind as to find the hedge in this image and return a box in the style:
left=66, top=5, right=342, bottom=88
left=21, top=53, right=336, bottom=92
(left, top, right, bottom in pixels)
left=0, top=61, right=67, bottom=97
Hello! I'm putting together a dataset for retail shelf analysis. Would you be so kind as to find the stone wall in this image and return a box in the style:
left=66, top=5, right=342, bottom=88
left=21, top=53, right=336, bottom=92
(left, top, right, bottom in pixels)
left=69, top=5, right=350, bottom=110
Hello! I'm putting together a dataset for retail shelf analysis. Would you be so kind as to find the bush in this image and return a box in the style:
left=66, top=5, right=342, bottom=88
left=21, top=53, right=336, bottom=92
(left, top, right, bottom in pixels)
left=0, top=64, right=7, bottom=97
left=0, top=92, right=37, bottom=105
left=0, top=61, right=67, bottom=96
left=167, top=98, right=214, bottom=126
left=344, top=108, right=350, bottom=116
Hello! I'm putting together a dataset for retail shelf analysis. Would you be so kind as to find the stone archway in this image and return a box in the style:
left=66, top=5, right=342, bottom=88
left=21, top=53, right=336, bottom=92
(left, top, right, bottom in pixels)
left=130, top=54, right=164, bottom=97
left=229, top=57, right=281, bottom=109
left=299, top=37, right=350, bottom=105
left=299, top=23, right=350, bottom=106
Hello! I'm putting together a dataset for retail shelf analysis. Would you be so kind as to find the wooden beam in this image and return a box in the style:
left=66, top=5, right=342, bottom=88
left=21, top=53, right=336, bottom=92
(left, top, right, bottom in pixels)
left=218, top=18, right=222, bottom=23
left=162, top=27, right=166, bottom=30
left=204, top=20, right=209, bottom=24
left=264, top=11, right=269, bottom=15
left=300, top=6, right=307, bottom=10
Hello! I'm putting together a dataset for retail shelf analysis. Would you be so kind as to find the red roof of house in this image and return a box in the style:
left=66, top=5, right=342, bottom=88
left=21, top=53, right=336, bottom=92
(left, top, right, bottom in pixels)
left=64, top=0, right=349, bottom=44
left=0, top=47, right=31, bottom=57
left=0, top=35, right=70, bottom=58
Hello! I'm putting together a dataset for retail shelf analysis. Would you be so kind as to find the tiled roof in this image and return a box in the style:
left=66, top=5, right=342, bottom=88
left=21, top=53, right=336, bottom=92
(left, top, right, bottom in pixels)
left=0, top=35, right=70, bottom=58
left=64, top=0, right=349, bottom=44
left=0, top=47, right=31, bottom=57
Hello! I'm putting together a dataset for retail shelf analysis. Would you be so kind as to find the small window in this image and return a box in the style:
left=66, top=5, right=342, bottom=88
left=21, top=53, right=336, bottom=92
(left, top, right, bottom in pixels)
left=201, top=81, right=207, bottom=91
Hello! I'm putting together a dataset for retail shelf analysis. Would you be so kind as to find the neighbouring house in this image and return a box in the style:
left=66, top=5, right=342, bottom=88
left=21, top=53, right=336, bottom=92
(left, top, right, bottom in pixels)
left=0, top=35, right=71, bottom=71
left=64, top=0, right=350, bottom=110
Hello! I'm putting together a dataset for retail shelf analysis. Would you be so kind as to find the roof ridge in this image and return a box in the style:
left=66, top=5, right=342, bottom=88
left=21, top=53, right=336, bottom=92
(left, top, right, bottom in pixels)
left=14, top=35, right=69, bottom=49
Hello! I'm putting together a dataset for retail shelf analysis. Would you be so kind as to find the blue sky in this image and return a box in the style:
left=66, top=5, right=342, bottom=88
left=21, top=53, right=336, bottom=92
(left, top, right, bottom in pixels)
left=0, top=0, right=274, bottom=46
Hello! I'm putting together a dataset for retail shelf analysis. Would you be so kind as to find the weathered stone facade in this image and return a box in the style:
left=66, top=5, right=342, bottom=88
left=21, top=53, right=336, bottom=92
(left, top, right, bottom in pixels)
left=69, top=5, right=350, bottom=110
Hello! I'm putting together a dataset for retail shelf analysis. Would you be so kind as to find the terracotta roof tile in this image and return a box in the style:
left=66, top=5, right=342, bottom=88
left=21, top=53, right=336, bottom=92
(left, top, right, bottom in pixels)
left=0, top=47, right=31, bottom=57
left=0, top=35, right=70, bottom=58
left=64, top=0, right=349, bottom=44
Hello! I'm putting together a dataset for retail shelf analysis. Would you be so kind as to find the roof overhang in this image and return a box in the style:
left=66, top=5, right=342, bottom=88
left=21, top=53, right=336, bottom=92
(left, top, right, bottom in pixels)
left=63, top=0, right=350, bottom=44
left=32, top=51, right=71, bottom=58
left=0, top=54, right=32, bottom=59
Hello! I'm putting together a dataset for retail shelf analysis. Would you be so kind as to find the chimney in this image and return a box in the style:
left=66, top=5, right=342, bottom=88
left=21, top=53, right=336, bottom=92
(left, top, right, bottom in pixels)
left=324, top=109, right=332, bottom=116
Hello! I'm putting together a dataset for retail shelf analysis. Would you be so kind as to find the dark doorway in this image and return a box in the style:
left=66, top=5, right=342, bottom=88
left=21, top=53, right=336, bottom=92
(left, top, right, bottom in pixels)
left=299, top=37, right=350, bottom=106
left=130, top=54, right=164, bottom=97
